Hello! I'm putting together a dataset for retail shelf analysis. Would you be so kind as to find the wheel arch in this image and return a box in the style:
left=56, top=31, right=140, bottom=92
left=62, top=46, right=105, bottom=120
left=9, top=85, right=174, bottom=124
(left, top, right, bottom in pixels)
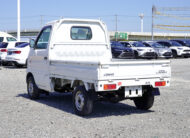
left=71, top=80, right=94, bottom=91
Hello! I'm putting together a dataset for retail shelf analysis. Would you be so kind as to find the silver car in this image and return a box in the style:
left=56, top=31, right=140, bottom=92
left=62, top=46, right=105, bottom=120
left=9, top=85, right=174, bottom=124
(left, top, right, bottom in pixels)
left=121, top=41, right=157, bottom=59
left=143, top=41, right=172, bottom=59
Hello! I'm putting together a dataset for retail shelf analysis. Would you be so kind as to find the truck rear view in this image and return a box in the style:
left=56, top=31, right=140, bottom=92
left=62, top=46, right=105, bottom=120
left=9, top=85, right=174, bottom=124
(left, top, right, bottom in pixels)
left=26, top=18, right=171, bottom=116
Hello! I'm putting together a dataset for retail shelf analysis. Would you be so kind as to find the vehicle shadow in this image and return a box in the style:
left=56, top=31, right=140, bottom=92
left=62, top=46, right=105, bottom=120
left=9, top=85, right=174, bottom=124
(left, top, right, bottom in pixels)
left=17, top=92, right=154, bottom=118
left=3, top=66, right=26, bottom=69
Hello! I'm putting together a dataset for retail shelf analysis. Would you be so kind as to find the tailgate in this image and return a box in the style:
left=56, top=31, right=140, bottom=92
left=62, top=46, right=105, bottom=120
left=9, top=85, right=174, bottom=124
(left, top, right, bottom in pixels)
left=98, top=59, right=171, bottom=80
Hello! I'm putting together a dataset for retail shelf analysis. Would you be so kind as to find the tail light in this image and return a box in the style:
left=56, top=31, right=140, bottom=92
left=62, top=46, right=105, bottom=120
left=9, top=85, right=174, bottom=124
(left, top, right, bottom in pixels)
left=0, top=49, right=7, bottom=52
left=13, top=51, right=21, bottom=54
left=155, top=81, right=166, bottom=86
left=104, top=84, right=116, bottom=90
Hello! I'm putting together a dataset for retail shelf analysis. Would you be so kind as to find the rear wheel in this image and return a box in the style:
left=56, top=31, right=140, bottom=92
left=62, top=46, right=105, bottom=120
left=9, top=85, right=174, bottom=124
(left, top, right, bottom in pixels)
left=27, top=76, right=40, bottom=99
left=73, top=86, right=93, bottom=116
left=133, top=87, right=154, bottom=110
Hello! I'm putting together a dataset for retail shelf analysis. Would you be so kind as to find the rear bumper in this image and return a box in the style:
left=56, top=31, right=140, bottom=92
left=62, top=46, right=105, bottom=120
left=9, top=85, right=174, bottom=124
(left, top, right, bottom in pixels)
left=5, top=57, right=26, bottom=65
left=95, top=77, right=170, bottom=92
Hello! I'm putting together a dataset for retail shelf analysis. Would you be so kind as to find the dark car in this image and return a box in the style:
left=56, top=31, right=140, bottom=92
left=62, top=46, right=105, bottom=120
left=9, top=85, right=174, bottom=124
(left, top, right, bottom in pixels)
left=171, top=39, right=190, bottom=47
left=110, top=41, right=134, bottom=58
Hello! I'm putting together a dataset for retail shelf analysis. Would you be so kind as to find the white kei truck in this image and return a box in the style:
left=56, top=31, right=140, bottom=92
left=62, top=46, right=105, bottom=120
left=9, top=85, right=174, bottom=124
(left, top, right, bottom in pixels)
left=27, top=18, right=171, bottom=116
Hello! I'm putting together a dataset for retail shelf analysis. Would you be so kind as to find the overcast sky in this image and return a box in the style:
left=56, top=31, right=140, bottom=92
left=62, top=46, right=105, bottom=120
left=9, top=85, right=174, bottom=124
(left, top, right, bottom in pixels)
left=0, top=0, right=190, bottom=33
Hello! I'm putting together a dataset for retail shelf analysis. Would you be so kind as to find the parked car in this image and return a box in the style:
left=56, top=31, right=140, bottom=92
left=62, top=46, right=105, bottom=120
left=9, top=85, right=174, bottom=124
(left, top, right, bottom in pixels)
left=143, top=41, right=172, bottom=59
left=171, top=39, right=190, bottom=48
left=26, top=18, right=171, bottom=116
left=156, top=40, right=190, bottom=58
left=5, top=42, right=30, bottom=67
left=110, top=41, right=134, bottom=58
left=121, top=41, right=156, bottom=59
left=0, top=32, right=17, bottom=43
left=0, top=42, right=27, bottom=65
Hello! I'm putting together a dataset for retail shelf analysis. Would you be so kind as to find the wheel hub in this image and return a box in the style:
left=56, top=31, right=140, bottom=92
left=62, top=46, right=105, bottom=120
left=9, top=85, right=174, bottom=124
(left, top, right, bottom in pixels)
left=28, top=80, right=34, bottom=95
left=75, top=91, right=85, bottom=111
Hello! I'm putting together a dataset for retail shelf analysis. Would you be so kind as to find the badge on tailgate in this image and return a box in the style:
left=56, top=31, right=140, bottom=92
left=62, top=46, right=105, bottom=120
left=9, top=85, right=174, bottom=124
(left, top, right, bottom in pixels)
left=125, top=86, right=142, bottom=97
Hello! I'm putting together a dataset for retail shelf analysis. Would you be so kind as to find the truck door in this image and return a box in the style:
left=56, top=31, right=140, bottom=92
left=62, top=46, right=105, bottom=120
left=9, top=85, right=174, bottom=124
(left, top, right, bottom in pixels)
left=31, top=25, right=52, bottom=91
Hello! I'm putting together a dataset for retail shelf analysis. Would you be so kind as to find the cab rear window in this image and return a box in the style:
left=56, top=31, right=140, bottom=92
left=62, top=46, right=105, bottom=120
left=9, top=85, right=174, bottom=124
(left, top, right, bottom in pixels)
left=71, top=27, right=92, bottom=40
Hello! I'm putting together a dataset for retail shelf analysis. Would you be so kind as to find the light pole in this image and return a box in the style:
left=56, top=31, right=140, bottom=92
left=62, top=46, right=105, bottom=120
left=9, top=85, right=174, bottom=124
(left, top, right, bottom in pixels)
left=17, top=0, right=20, bottom=41
left=139, top=13, right=144, bottom=32
left=152, top=5, right=156, bottom=40
left=115, top=14, right=118, bottom=41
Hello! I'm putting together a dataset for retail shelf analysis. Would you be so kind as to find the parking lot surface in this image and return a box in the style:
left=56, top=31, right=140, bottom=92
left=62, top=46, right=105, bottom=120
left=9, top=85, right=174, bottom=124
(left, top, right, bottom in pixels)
left=0, top=59, right=189, bottom=138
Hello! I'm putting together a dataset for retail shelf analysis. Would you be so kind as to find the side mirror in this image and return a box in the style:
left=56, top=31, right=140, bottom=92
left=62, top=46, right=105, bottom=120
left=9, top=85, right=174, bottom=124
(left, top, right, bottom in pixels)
left=29, top=39, right=35, bottom=48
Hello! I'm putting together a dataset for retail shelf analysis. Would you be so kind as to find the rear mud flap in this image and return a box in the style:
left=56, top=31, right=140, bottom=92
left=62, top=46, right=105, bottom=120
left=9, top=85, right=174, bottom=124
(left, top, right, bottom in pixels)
left=152, top=88, right=160, bottom=96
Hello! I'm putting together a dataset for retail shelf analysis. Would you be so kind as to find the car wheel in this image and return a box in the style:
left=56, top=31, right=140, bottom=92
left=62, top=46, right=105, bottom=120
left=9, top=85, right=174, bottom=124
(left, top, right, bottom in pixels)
left=134, top=51, right=139, bottom=59
left=73, top=86, right=93, bottom=116
left=155, top=54, right=158, bottom=59
left=27, top=76, right=40, bottom=99
left=172, top=50, right=177, bottom=58
left=133, top=87, right=154, bottom=110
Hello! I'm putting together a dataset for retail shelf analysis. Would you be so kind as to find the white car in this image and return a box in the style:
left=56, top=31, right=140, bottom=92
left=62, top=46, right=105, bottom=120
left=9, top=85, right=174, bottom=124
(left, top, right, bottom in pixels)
left=121, top=41, right=157, bottom=59
left=0, top=42, right=18, bottom=65
left=143, top=41, right=172, bottom=59
left=5, top=42, right=30, bottom=67
left=0, top=32, right=17, bottom=43
left=156, top=40, right=190, bottom=58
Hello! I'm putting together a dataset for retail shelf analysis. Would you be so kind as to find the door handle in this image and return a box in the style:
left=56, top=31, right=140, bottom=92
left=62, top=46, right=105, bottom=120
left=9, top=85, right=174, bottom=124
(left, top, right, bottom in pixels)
left=44, top=57, right=48, bottom=60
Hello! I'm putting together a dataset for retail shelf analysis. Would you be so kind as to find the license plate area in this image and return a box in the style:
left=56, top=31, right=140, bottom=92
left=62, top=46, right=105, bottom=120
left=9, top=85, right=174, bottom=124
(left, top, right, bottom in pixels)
left=125, top=86, right=142, bottom=97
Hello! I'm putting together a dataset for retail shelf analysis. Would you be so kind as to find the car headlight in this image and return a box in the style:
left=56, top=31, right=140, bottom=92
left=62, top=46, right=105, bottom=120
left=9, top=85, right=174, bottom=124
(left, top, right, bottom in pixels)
left=137, top=49, right=144, bottom=51
left=177, top=48, right=183, bottom=50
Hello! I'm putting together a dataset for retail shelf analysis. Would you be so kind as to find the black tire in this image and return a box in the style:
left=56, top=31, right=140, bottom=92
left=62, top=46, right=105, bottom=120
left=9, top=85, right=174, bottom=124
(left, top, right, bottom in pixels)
left=134, top=51, right=139, bottom=59
left=27, top=75, right=40, bottom=99
left=172, top=50, right=177, bottom=58
left=155, top=54, right=158, bottom=59
left=72, top=86, right=93, bottom=116
left=133, top=87, right=154, bottom=110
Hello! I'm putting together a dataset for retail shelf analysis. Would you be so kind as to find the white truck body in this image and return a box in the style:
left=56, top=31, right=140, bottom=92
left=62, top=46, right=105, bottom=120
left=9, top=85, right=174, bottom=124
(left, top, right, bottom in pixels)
left=27, top=18, right=171, bottom=115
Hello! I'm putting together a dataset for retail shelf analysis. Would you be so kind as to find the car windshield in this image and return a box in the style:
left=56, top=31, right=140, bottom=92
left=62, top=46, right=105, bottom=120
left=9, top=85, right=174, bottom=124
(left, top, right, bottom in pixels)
left=120, top=42, right=131, bottom=47
left=0, top=37, right=4, bottom=42
left=132, top=42, right=146, bottom=47
left=0, top=42, right=8, bottom=48
left=15, top=42, right=29, bottom=48
left=143, top=42, right=151, bottom=47
left=111, top=42, right=123, bottom=47
left=151, top=43, right=165, bottom=48
left=7, top=37, right=17, bottom=42
left=184, top=40, right=190, bottom=46
left=171, top=41, right=182, bottom=47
